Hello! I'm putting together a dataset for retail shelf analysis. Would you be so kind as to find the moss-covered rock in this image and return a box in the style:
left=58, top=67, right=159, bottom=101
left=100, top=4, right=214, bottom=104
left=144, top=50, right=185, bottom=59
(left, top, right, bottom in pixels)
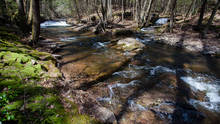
left=0, top=31, right=67, bottom=123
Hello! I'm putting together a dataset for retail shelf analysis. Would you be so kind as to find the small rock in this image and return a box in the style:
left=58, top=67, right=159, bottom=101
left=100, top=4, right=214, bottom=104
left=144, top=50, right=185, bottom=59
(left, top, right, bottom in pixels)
left=94, top=106, right=117, bottom=124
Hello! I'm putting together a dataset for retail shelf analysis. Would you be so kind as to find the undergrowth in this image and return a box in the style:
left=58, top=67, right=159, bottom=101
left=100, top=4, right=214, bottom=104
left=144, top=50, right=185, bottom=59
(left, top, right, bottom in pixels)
left=0, top=28, right=99, bottom=124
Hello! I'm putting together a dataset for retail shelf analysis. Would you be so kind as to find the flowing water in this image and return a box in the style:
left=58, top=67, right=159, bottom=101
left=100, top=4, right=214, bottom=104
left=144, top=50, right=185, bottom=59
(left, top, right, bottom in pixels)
left=41, top=20, right=220, bottom=124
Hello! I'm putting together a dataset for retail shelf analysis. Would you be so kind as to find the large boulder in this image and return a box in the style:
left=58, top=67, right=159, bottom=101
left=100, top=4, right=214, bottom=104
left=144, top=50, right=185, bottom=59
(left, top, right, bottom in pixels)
left=114, top=37, right=145, bottom=52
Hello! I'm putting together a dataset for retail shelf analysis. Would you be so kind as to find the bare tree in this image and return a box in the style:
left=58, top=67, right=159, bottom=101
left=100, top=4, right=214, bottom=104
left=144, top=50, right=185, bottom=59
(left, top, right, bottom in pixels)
left=73, top=0, right=81, bottom=21
left=184, top=0, right=196, bottom=20
left=169, top=0, right=177, bottom=33
left=145, top=0, right=154, bottom=24
left=27, top=0, right=33, bottom=25
left=140, top=0, right=148, bottom=24
left=32, top=0, right=40, bottom=45
left=17, top=0, right=25, bottom=16
left=107, top=0, right=112, bottom=20
left=197, top=0, right=207, bottom=27
left=163, top=0, right=172, bottom=14
left=122, top=0, right=124, bottom=22
left=202, top=0, right=220, bottom=37
left=0, top=0, right=7, bottom=17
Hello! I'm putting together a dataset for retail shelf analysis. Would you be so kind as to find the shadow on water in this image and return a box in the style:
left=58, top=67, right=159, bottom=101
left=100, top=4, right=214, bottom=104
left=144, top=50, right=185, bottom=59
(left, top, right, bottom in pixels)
left=204, top=51, right=220, bottom=78
left=115, top=77, right=158, bottom=121
left=41, top=24, right=220, bottom=123
left=171, top=48, right=205, bottom=124
left=113, top=44, right=206, bottom=123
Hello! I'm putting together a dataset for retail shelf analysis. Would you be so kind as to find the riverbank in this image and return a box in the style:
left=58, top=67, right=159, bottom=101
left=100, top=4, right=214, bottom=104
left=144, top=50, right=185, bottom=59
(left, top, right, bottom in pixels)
left=154, top=13, right=220, bottom=57
left=66, top=13, right=220, bottom=57
left=0, top=26, right=101, bottom=123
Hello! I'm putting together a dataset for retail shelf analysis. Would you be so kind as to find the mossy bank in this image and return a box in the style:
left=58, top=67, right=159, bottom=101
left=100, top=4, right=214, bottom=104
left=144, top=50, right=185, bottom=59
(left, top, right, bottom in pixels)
left=0, top=27, right=99, bottom=124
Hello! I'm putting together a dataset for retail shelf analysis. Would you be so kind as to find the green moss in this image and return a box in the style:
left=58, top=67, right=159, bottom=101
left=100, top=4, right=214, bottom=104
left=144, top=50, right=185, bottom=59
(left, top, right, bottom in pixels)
left=66, top=114, right=100, bottom=124
left=63, top=99, right=101, bottom=124
left=0, top=25, right=98, bottom=124
left=0, top=51, right=45, bottom=81
left=0, top=31, right=20, bottom=41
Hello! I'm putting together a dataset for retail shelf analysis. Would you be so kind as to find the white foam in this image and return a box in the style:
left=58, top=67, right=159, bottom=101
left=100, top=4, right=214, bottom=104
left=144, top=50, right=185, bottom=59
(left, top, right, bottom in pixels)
left=128, top=64, right=150, bottom=70
left=155, top=18, right=168, bottom=25
left=97, top=80, right=140, bottom=102
left=113, top=70, right=140, bottom=79
left=136, top=37, right=152, bottom=44
left=93, top=42, right=110, bottom=49
left=150, top=66, right=176, bottom=75
left=41, top=21, right=71, bottom=28
left=97, top=97, right=112, bottom=102
left=128, top=100, right=148, bottom=111
left=60, top=37, right=77, bottom=41
left=189, top=99, right=220, bottom=112
left=111, top=80, right=139, bottom=89
left=181, top=76, right=220, bottom=112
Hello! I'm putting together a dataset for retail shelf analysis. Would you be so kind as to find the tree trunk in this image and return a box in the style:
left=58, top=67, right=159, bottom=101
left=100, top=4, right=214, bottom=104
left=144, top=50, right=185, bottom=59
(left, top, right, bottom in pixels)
left=107, top=0, right=112, bottom=20
left=164, top=0, right=172, bottom=14
left=132, top=0, right=135, bottom=20
left=135, top=0, right=139, bottom=21
left=0, top=0, right=7, bottom=16
left=32, top=0, right=40, bottom=45
left=28, top=0, right=33, bottom=25
left=202, top=0, right=220, bottom=37
left=169, top=0, right=177, bottom=33
left=197, top=0, right=207, bottom=27
left=100, top=0, right=107, bottom=22
left=73, top=0, right=81, bottom=21
left=190, top=0, right=197, bottom=16
left=145, top=0, right=154, bottom=24
left=17, top=0, right=25, bottom=16
left=184, top=0, right=195, bottom=20
left=122, top=0, right=124, bottom=22
left=140, top=0, right=148, bottom=23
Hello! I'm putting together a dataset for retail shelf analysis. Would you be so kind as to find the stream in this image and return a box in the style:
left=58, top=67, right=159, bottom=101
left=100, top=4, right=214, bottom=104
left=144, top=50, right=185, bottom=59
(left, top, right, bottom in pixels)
left=41, top=20, right=220, bottom=124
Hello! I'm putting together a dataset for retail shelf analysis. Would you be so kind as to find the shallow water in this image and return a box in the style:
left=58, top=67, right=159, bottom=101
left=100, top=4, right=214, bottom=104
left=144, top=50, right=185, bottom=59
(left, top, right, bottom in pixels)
left=41, top=21, right=220, bottom=124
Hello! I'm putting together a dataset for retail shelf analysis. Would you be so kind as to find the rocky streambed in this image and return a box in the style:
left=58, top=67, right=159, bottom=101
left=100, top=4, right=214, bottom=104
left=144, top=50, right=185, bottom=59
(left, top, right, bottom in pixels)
left=40, top=20, right=220, bottom=124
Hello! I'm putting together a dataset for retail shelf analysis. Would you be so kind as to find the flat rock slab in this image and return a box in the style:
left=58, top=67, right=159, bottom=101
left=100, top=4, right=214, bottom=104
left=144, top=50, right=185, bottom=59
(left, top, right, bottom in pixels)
left=58, top=37, right=145, bottom=88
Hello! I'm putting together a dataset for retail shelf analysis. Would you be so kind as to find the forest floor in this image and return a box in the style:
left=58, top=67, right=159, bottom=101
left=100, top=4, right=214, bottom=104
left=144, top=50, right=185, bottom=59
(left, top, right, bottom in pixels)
left=156, top=12, right=220, bottom=57
left=67, top=11, right=220, bottom=57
